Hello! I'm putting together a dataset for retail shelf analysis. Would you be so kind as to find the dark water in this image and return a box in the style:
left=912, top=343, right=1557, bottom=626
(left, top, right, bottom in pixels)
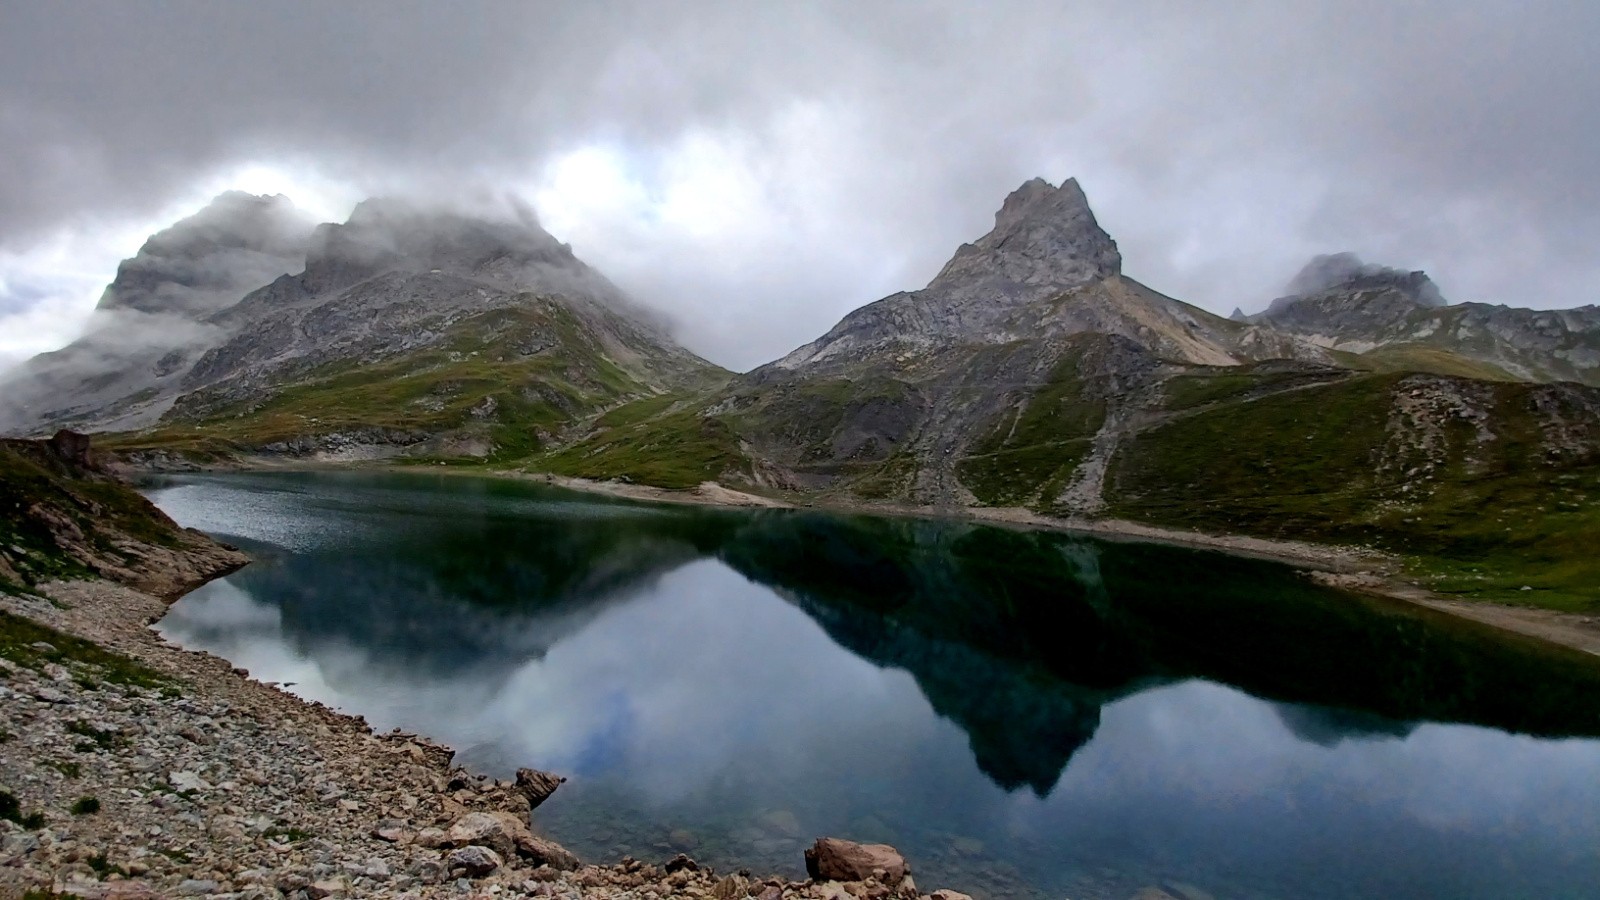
left=143, top=471, right=1600, bottom=900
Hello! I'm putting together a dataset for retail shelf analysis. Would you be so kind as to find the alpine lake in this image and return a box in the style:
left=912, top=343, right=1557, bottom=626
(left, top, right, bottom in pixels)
left=142, top=470, right=1600, bottom=900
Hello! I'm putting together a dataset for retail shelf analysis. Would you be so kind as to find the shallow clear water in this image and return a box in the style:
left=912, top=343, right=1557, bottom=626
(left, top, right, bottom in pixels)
left=145, top=470, right=1600, bottom=900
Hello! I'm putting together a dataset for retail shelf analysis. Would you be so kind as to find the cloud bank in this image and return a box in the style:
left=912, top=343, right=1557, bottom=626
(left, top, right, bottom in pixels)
left=4, top=1, right=1599, bottom=371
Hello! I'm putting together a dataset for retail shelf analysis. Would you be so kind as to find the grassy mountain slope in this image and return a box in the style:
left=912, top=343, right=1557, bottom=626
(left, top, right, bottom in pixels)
left=1105, top=373, right=1600, bottom=610
left=102, top=302, right=730, bottom=466
left=523, top=360, right=1600, bottom=611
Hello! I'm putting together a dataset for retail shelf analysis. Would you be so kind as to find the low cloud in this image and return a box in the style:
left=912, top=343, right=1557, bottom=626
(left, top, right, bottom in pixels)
left=3, top=2, right=1599, bottom=372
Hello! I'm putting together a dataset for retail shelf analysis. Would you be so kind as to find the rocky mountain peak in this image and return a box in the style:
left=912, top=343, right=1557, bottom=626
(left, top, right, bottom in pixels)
left=926, top=177, right=1121, bottom=294
left=95, top=192, right=314, bottom=317
left=1277, top=252, right=1446, bottom=311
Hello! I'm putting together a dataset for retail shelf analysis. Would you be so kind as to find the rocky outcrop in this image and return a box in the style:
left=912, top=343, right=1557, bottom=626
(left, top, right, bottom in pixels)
left=0, top=433, right=248, bottom=599
left=514, top=767, right=565, bottom=811
left=762, top=178, right=1287, bottom=376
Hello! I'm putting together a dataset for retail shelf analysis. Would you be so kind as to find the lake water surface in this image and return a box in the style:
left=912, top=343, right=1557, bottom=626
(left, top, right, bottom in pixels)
left=144, top=471, right=1600, bottom=900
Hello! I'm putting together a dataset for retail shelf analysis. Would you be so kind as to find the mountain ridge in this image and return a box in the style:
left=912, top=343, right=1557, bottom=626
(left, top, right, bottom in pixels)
left=6, top=177, right=1599, bottom=608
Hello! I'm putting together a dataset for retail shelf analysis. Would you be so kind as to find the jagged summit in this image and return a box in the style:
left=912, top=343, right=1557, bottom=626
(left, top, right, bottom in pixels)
left=927, top=177, right=1121, bottom=294
left=769, top=177, right=1149, bottom=373
left=300, top=196, right=582, bottom=297
left=1255, top=253, right=1446, bottom=324
left=1284, top=252, right=1445, bottom=306
left=96, top=191, right=314, bottom=317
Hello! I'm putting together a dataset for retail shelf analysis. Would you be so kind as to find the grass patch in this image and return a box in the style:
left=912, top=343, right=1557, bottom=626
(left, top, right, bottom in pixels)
left=0, top=609, right=169, bottom=690
left=540, top=406, right=750, bottom=489
left=1340, top=345, right=1519, bottom=382
left=67, top=719, right=125, bottom=750
left=40, top=759, right=82, bottom=779
left=70, top=795, right=100, bottom=815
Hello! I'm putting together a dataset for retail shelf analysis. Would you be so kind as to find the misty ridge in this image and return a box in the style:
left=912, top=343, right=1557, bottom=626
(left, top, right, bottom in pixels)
left=0, top=188, right=689, bottom=435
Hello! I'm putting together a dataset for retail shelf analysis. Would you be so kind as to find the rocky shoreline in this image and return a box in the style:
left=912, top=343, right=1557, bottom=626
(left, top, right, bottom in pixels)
left=0, top=437, right=1018, bottom=900
left=1, top=574, right=1019, bottom=900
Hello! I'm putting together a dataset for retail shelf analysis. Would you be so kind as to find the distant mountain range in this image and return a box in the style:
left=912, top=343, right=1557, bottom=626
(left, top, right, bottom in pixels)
left=3, top=179, right=1597, bottom=606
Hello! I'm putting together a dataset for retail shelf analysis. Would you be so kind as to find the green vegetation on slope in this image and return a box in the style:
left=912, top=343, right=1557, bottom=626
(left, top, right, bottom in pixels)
left=0, top=608, right=168, bottom=690
left=1107, top=373, right=1600, bottom=610
left=1336, top=345, right=1519, bottom=382
left=956, top=349, right=1107, bottom=508
left=539, top=399, right=750, bottom=489
left=103, top=306, right=659, bottom=464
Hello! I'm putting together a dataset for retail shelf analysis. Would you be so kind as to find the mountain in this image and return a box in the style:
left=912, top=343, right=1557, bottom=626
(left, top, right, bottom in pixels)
left=550, top=179, right=1337, bottom=505
left=0, top=192, right=316, bottom=433
left=2, top=194, right=726, bottom=462
left=543, top=178, right=1600, bottom=608
left=1247, top=253, right=1600, bottom=385
left=767, top=178, right=1322, bottom=376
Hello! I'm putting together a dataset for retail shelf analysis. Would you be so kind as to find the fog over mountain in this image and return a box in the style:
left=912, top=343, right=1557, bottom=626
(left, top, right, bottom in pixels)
left=4, top=2, right=1600, bottom=372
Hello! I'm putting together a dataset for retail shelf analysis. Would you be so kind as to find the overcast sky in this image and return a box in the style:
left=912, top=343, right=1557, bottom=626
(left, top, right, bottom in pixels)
left=3, top=1, right=1598, bottom=372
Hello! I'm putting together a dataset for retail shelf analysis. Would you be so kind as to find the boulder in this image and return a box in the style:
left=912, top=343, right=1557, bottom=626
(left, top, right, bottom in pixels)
left=446, top=844, right=503, bottom=878
left=931, top=892, right=974, bottom=900
left=803, top=838, right=909, bottom=885
left=445, top=810, right=577, bottom=870
left=445, top=812, right=514, bottom=858
left=48, top=429, right=95, bottom=470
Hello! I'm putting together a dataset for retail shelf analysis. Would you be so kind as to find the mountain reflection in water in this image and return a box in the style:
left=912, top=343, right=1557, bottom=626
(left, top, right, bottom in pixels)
left=148, top=471, right=1600, bottom=900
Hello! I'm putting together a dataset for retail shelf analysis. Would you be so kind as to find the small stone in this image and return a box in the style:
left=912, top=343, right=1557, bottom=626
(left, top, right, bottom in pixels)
left=169, top=771, right=211, bottom=793
left=664, top=853, right=700, bottom=874
left=307, top=879, right=345, bottom=899
left=175, top=878, right=220, bottom=895
left=370, top=819, right=412, bottom=843
left=31, top=685, right=70, bottom=704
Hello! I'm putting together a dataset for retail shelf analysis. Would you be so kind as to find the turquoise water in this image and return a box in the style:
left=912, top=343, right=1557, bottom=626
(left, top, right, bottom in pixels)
left=145, top=470, right=1600, bottom=900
